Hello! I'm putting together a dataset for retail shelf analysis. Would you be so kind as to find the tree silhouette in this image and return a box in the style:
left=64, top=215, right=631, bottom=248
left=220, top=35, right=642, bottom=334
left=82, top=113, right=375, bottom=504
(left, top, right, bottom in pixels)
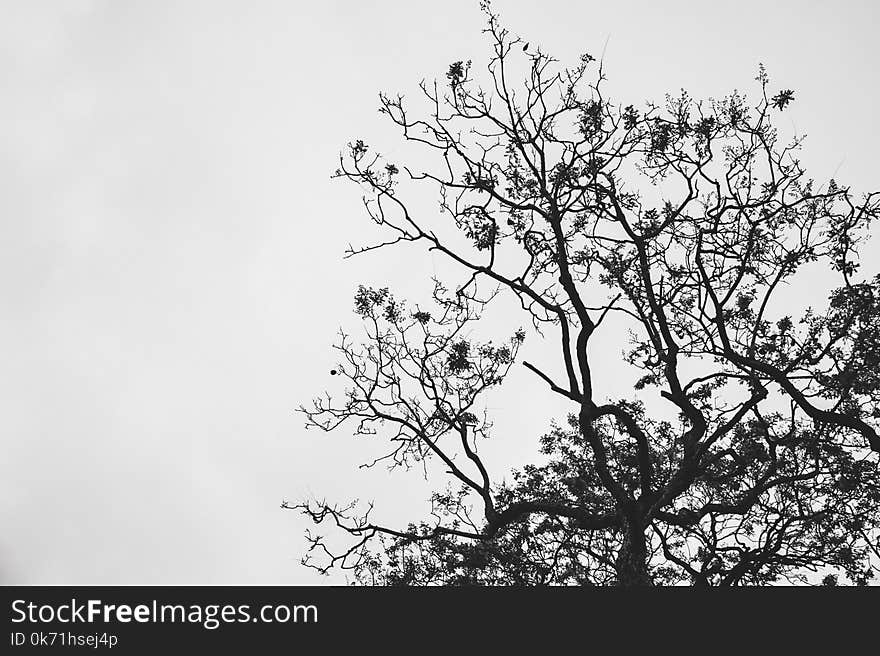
left=290, top=5, right=880, bottom=586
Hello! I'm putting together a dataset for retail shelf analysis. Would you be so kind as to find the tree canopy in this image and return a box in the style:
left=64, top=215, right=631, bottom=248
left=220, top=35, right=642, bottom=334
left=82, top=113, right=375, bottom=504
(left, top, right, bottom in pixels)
left=290, top=4, right=880, bottom=586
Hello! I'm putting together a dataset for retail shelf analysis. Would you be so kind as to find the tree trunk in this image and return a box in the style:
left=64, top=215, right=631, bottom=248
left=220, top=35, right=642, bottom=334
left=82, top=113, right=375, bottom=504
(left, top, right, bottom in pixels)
left=615, top=520, right=653, bottom=587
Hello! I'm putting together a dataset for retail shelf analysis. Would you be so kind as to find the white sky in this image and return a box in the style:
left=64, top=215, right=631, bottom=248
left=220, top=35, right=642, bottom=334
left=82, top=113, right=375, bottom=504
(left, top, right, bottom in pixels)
left=1, top=0, right=877, bottom=584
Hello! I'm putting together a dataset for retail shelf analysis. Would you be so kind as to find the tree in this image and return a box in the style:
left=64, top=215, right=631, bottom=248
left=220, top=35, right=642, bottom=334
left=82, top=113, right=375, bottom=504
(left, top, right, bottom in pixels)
left=289, top=4, right=880, bottom=586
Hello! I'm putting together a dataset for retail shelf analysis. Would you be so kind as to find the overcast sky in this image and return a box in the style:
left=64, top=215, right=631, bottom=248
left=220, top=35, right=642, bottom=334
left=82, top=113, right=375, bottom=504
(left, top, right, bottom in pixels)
left=1, top=0, right=878, bottom=584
